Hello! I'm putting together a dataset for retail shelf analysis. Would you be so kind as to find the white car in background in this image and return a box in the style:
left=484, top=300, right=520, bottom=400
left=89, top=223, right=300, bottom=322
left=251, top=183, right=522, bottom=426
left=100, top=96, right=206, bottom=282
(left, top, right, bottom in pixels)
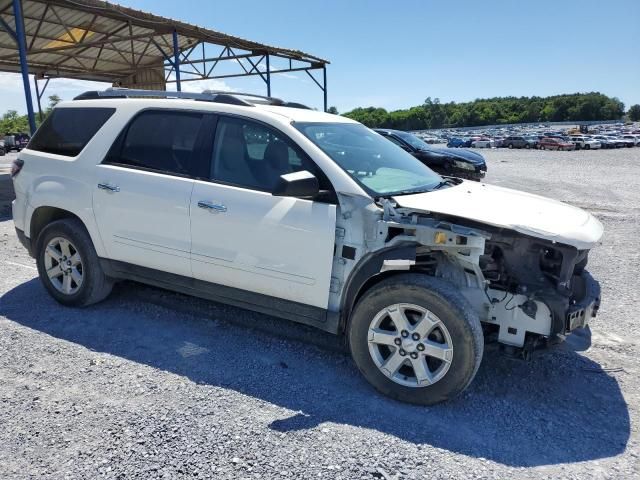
left=470, top=138, right=494, bottom=148
left=621, top=135, right=640, bottom=146
left=569, top=136, right=601, bottom=150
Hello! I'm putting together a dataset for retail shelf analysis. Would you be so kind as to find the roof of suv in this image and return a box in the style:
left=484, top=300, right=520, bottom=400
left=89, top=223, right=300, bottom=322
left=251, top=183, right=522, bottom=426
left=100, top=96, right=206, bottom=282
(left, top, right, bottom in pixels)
left=68, top=89, right=356, bottom=125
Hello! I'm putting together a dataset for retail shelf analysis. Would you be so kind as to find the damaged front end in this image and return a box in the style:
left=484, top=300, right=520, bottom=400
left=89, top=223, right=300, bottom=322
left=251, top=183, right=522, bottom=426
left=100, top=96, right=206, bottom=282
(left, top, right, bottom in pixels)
left=330, top=192, right=601, bottom=355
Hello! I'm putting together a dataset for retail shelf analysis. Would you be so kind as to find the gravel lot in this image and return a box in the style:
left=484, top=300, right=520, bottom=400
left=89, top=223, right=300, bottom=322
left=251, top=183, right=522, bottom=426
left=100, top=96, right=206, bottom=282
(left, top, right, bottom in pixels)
left=0, top=148, right=638, bottom=479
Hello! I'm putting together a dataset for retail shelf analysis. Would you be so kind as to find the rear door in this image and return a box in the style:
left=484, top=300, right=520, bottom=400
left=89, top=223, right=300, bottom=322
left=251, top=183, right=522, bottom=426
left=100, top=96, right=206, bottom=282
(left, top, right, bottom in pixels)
left=189, top=115, right=337, bottom=308
left=93, top=109, right=208, bottom=277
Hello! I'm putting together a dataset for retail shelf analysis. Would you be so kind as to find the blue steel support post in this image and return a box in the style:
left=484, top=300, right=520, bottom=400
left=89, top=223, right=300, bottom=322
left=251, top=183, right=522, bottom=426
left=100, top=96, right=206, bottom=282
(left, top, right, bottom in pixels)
left=266, top=54, right=271, bottom=97
left=33, top=75, right=43, bottom=122
left=172, top=29, right=181, bottom=91
left=13, top=0, right=36, bottom=133
left=323, top=66, right=328, bottom=112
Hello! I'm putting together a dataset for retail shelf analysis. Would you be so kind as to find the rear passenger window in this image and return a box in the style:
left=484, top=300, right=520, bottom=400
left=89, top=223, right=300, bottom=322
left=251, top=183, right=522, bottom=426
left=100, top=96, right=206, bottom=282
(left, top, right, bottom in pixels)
left=105, top=110, right=205, bottom=177
left=28, top=107, right=115, bottom=157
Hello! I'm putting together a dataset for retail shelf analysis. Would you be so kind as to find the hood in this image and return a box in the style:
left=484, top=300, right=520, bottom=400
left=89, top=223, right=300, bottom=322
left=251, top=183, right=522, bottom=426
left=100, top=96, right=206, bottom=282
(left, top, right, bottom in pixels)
left=393, top=181, right=603, bottom=249
left=427, top=147, right=486, bottom=165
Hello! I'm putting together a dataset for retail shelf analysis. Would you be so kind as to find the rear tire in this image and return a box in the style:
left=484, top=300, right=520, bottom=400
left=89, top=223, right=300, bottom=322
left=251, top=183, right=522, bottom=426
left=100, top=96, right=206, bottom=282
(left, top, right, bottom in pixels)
left=35, top=218, right=113, bottom=307
left=348, top=274, right=483, bottom=405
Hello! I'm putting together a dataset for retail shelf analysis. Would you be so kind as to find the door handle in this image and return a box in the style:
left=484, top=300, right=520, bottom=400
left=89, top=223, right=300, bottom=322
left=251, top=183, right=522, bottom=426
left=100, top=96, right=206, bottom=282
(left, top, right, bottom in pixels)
left=197, top=201, right=227, bottom=213
left=98, top=183, right=120, bottom=192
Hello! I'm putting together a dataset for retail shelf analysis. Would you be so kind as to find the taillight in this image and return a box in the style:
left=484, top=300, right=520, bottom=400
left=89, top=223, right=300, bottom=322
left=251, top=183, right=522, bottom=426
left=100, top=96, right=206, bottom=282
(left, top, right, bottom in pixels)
left=10, top=159, right=24, bottom=178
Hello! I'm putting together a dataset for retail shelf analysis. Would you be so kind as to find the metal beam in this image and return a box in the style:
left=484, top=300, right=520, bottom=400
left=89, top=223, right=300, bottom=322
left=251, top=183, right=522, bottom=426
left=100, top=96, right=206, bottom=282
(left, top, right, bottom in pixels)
left=266, top=53, right=271, bottom=97
left=33, top=74, right=43, bottom=122
left=27, top=3, right=49, bottom=51
left=172, top=29, right=180, bottom=91
left=12, top=0, right=36, bottom=134
left=323, top=66, right=327, bottom=112
left=0, top=15, right=17, bottom=42
left=0, top=30, right=159, bottom=60
left=166, top=65, right=323, bottom=82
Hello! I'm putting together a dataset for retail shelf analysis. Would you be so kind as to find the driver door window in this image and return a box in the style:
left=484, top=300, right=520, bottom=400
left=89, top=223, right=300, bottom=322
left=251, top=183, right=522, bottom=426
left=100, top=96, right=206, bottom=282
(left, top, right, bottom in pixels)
left=211, top=116, right=319, bottom=192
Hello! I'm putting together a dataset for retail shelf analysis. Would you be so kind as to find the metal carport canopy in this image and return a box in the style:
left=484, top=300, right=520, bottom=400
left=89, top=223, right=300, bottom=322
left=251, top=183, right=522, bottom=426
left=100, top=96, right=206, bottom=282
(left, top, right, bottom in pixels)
left=0, top=0, right=330, bottom=133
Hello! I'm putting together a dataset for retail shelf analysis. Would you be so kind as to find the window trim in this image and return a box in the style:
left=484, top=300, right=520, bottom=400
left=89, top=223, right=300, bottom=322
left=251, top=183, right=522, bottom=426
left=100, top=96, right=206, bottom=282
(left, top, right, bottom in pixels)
left=101, top=108, right=213, bottom=180
left=203, top=112, right=337, bottom=202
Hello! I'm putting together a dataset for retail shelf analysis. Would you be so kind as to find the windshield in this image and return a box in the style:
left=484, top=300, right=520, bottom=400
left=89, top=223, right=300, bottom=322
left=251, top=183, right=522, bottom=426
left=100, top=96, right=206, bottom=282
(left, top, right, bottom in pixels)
left=394, top=131, right=432, bottom=150
left=295, top=122, right=442, bottom=196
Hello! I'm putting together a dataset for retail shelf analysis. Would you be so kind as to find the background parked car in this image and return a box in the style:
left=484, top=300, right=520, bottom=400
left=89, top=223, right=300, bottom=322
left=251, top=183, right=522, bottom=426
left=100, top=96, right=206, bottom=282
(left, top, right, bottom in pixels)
left=569, top=136, right=601, bottom=150
left=621, top=135, right=640, bottom=146
left=470, top=138, right=494, bottom=148
left=613, top=136, right=635, bottom=148
left=375, top=128, right=487, bottom=180
left=592, top=135, right=617, bottom=149
left=539, top=137, right=575, bottom=151
left=3, top=133, right=30, bottom=152
left=502, top=135, right=536, bottom=149
left=447, top=137, right=465, bottom=148
left=0, top=139, right=5, bottom=156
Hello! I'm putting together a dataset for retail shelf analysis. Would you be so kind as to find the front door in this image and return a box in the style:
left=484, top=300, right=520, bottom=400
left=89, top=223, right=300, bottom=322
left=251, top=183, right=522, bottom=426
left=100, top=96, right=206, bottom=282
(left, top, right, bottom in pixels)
left=190, top=115, right=337, bottom=308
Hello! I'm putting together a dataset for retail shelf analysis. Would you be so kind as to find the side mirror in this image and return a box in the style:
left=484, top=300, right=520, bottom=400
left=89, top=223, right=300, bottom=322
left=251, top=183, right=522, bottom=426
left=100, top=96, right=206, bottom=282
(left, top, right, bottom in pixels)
left=273, top=170, right=319, bottom=198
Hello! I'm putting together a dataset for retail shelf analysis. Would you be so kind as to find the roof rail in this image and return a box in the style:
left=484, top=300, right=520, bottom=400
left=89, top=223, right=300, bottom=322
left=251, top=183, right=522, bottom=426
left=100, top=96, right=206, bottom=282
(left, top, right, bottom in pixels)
left=74, top=88, right=311, bottom=109
left=73, top=88, right=253, bottom=106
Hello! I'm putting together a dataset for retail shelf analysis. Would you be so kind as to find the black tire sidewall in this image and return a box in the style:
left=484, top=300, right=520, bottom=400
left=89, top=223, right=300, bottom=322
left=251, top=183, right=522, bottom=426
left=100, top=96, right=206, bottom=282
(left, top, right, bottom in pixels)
left=348, top=275, right=482, bottom=405
left=35, top=219, right=105, bottom=307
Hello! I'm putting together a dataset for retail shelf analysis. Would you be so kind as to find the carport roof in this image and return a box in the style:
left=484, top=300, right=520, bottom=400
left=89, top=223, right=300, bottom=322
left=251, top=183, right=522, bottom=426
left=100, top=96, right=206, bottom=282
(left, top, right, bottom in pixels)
left=0, top=0, right=329, bottom=82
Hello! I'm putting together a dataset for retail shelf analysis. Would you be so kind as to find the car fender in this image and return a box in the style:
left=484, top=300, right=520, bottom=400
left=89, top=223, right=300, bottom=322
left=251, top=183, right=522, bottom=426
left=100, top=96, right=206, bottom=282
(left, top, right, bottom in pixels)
left=339, top=245, right=417, bottom=331
left=25, top=175, right=108, bottom=257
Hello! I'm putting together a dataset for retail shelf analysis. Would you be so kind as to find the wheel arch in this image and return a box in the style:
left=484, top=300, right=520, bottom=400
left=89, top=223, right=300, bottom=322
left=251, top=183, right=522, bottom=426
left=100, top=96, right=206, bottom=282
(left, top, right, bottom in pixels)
left=28, top=205, right=107, bottom=258
left=339, top=245, right=420, bottom=333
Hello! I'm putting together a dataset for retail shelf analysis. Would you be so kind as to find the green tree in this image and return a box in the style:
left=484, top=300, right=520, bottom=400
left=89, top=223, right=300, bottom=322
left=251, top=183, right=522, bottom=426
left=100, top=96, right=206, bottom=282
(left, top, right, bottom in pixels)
left=47, top=94, right=62, bottom=111
left=628, top=104, right=640, bottom=122
left=327, top=106, right=339, bottom=115
left=342, top=92, right=625, bottom=129
left=0, top=110, right=29, bottom=134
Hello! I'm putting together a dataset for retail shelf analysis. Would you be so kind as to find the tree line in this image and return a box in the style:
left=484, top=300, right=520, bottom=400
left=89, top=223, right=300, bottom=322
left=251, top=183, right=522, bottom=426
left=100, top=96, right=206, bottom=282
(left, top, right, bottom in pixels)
left=341, top=93, right=634, bottom=130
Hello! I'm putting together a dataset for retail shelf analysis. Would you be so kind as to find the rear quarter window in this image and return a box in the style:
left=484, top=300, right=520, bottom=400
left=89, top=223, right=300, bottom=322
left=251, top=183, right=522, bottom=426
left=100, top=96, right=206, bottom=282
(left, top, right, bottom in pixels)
left=28, top=107, right=115, bottom=157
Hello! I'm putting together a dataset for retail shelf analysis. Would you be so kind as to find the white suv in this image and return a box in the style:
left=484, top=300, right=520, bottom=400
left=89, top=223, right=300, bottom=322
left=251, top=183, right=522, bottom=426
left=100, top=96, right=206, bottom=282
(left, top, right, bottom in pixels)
left=11, top=89, right=603, bottom=405
left=569, top=136, right=601, bottom=150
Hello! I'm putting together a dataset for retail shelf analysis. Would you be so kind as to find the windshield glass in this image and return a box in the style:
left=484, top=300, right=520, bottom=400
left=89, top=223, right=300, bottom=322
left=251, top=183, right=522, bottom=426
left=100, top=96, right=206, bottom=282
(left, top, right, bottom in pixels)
left=295, top=122, right=442, bottom=196
left=394, top=131, right=432, bottom=150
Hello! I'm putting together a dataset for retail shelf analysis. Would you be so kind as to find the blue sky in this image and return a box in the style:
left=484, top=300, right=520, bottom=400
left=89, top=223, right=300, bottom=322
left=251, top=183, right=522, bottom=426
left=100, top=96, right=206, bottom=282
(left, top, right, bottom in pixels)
left=1, top=0, right=639, bottom=113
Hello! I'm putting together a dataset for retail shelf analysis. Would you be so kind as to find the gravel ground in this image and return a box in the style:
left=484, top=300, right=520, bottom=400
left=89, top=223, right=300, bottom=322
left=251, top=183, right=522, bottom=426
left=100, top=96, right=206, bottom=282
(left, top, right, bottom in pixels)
left=0, top=148, right=639, bottom=479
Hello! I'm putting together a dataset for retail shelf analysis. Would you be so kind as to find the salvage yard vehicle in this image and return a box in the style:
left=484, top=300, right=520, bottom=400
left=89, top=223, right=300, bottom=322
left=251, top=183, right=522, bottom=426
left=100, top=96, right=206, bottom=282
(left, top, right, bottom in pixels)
left=539, top=137, right=575, bottom=151
left=3, top=133, right=30, bottom=152
left=11, top=89, right=603, bottom=405
left=374, top=128, right=487, bottom=181
left=569, top=136, right=602, bottom=150
left=470, top=138, right=493, bottom=148
left=502, top=136, right=535, bottom=149
left=592, top=135, right=617, bottom=149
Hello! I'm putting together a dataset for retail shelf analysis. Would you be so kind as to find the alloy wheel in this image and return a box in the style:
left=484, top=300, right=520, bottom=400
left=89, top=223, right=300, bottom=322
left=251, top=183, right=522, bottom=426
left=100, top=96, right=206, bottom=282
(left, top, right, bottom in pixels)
left=43, top=236, right=83, bottom=295
left=367, top=303, right=453, bottom=387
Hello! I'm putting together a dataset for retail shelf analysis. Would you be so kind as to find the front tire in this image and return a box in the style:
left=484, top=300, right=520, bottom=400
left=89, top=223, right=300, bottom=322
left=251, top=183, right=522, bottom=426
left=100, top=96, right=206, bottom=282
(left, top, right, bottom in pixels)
left=348, top=274, right=483, bottom=405
left=35, top=218, right=113, bottom=307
